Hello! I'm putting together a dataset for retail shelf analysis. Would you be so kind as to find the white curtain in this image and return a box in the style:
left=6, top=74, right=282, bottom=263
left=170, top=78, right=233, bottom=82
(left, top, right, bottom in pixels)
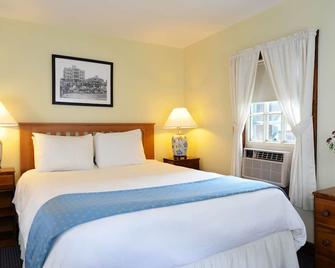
left=230, top=48, right=260, bottom=176
left=261, top=30, right=317, bottom=210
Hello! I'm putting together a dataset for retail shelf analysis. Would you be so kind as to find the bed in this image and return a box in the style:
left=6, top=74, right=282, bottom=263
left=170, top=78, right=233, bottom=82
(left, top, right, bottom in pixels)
left=14, top=123, right=306, bottom=268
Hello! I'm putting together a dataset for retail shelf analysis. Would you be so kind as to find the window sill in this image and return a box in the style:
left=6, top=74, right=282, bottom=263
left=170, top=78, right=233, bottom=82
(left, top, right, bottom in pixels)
left=246, top=142, right=294, bottom=152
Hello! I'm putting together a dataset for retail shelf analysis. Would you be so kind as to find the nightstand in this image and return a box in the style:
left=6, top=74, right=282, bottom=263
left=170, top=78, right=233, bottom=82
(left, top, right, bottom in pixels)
left=0, top=168, right=17, bottom=247
left=314, top=187, right=335, bottom=267
left=163, top=158, right=200, bottom=170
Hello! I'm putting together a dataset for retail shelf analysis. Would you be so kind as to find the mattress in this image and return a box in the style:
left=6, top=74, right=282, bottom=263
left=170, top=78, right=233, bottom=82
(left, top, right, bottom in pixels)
left=13, top=160, right=306, bottom=267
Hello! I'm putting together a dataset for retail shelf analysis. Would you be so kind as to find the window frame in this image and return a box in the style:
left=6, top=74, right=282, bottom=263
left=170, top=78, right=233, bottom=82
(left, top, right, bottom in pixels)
left=246, top=101, right=295, bottom=145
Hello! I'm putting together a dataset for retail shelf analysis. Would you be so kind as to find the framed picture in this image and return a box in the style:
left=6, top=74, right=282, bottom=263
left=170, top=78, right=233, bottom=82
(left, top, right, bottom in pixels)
left=52, top=54, right=113, bottom=107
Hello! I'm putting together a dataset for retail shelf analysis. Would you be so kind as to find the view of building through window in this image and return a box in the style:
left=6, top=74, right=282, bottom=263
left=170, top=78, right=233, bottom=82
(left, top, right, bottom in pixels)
left=248, top=101, right=295, bottom=144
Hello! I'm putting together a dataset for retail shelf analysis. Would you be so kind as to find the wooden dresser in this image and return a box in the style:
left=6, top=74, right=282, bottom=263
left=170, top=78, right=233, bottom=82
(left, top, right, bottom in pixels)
left=0, top=168, right=17, bottom=247
left=314, top=187, right=335, bottom=267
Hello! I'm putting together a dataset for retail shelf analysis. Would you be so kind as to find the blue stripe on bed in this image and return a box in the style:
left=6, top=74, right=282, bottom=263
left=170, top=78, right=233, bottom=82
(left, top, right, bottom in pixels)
left=25, top=176, right=278, bottom=268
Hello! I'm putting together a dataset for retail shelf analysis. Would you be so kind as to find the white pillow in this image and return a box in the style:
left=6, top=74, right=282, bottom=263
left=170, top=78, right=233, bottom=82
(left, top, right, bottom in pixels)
left=33, top=133, right=94, bottom=172
left=94, top=129, right=146, bottom=168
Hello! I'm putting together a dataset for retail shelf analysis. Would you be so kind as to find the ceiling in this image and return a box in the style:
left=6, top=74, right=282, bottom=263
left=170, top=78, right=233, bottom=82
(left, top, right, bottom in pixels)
left=0, top=0, right=283, bottom=48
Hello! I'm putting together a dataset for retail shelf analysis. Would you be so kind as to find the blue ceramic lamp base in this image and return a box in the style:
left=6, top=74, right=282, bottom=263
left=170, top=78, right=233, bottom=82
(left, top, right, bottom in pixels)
left=172, top=135, right=188, bottom=160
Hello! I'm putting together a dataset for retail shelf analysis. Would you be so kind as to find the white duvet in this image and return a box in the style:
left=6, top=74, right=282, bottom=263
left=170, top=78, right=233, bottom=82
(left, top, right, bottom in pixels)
left=13, top=160, right=306, bottom=268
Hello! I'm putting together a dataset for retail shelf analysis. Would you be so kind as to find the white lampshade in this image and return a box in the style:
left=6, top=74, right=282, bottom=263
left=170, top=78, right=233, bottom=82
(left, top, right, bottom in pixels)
left=164, top=107, right=197, bottom=129
left=0, top=102, right=17, bottom=126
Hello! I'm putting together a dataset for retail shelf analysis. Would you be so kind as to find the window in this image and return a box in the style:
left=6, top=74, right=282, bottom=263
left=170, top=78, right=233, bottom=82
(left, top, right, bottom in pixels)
left=247, top=101, right=295, bottom=144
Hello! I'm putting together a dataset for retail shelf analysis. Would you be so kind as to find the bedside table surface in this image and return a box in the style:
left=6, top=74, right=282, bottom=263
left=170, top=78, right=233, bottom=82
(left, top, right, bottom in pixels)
left=163, top=158, right=200, bottom=170
left=0, top=168, right=15, bottom=175
left=314, top=187, right=335, bottom=201
left=163, top=158, right=200, bottom=161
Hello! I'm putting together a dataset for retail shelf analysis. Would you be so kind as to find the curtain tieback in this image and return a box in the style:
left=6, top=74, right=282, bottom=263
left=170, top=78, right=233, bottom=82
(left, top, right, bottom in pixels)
left=292, top=117, right=313, bottom=136
left=233, top=123, right=244, bottom=135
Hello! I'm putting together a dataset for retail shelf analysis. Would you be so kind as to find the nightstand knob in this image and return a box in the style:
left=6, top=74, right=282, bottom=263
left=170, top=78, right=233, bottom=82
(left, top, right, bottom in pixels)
left=322, top=239, right=331, bottom=247
left=321, top=210, right=330, bottom=217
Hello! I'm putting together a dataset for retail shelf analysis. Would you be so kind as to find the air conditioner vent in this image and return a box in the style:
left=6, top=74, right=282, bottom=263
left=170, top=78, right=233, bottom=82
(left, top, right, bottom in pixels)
left=242, top=148, right=291, bottom=187
left=255, top=151, right=284, bottom=162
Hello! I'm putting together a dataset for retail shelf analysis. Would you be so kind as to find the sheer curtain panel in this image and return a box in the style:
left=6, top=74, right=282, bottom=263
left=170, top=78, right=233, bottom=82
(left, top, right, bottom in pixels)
left=261, top=30, right=317, bottom=210
left=230, top=48, right=260, bottom=177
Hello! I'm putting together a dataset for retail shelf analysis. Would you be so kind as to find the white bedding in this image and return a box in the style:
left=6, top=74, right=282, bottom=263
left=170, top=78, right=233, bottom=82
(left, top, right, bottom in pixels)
left=13, top=160, right=306, bottom=268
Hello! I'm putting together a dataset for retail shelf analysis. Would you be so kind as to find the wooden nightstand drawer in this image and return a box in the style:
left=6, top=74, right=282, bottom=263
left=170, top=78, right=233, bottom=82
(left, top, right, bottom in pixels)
left=315, top=198, right=335, bottom=228
left=0, top=191, right=14, bottom=209
left=314, top=187, right=335, bottom=266
left=0, top=207, right=15, bottom=217
left=316, top=226, right=335, bottom=258
left=0, top=168, right=17, bottom=247
left=0, top=175, right=14, bottom=190
left=316, top=254, right=335, bottom=268
left=0, top=216, right=16, bottom=233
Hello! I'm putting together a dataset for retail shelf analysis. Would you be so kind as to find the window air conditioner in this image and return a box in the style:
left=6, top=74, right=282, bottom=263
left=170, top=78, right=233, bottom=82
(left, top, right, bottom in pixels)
left=242, top=148, right=291, bottom=187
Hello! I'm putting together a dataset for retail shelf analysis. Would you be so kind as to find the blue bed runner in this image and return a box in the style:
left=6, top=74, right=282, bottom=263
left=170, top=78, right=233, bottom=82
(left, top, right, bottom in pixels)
left=25, top=176, right=278, bottom=268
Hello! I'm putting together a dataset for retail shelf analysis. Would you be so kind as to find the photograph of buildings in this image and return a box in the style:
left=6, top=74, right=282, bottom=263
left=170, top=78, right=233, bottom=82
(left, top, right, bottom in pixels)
left=52, top=55, right=113, bottom=107
left=60, top=65, right=107, bottom=100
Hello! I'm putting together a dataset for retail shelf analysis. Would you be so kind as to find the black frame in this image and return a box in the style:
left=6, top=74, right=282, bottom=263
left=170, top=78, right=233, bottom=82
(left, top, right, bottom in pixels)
left=52, top=54, right=113, bottom=107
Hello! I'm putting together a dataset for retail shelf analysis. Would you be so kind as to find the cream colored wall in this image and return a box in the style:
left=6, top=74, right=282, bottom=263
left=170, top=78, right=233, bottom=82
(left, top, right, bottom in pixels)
left=1, top=0, right=334, bottom=243
left=0, top=17, right=185, bottom=175
left=184, top=0, right=335, bottom=242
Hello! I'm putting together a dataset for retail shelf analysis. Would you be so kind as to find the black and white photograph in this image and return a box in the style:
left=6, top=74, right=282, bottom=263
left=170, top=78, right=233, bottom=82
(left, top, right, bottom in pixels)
left=52, top=55, right=113, bottom=107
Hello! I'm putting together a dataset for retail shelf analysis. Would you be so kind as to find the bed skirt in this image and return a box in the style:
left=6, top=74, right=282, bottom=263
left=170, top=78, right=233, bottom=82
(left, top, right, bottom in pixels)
left=181, top=231, right=299, bottom=268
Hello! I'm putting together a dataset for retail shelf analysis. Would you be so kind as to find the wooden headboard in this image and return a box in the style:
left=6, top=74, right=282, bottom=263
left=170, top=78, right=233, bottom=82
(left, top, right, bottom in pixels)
left=19, top=122, right=155, bottom=174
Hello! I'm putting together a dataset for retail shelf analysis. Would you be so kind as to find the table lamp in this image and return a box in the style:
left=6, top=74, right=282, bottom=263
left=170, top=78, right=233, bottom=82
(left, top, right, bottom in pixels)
left=164, top=107, right=197, bottom=160
left=0, top=102, right=17, bottom=168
